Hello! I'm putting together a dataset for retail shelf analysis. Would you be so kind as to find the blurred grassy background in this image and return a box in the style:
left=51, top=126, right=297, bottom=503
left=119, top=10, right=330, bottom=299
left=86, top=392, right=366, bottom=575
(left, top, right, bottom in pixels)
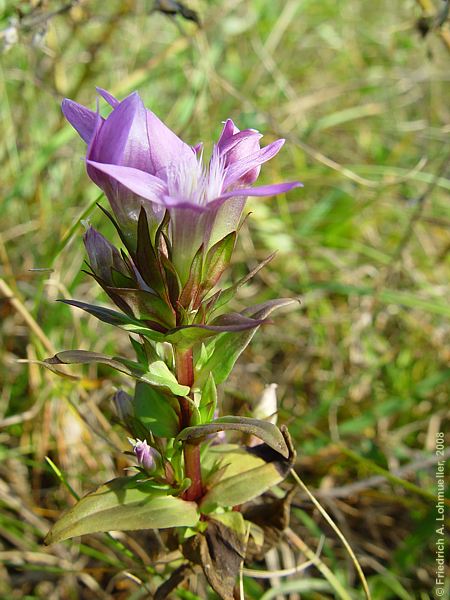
left=1, top=0, right=449, bottom=598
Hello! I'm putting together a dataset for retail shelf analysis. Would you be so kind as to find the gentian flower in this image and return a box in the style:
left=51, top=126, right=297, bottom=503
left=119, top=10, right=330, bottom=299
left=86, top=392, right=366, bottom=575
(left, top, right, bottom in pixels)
left=62, top=89, right=301, bottom=283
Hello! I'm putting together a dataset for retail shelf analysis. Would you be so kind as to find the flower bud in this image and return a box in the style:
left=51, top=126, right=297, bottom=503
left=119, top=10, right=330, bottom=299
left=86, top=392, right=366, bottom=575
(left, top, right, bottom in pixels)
left=112, top=390, right=133, bottom=421
left=133, top=439, right=161, bottom=471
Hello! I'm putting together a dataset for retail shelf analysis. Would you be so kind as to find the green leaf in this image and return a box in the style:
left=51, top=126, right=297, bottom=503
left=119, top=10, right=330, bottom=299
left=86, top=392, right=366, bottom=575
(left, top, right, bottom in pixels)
left=212, top=511, right=246, bottom=536
left=195, top=298, right=296, bottom=386
left=45, top=477, right=199, bottom=544
left=134, top=382, right=180, bottom=438
left=200, top=461, right=286, bottom=512
left=145, top=361, right=190, bottom=396
left=198, top=373, right=217, bottom=423
left=177, top=416, right=289, bottom=458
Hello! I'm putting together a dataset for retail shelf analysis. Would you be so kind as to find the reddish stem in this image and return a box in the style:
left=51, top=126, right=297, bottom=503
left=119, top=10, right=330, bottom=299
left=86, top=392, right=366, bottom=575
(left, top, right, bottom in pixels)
left=175, top=347, right=203, bottom=501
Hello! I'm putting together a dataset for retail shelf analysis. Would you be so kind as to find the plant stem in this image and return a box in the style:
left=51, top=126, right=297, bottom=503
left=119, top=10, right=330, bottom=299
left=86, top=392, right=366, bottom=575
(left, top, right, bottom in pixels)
left=175, top=347, right=203, bottom=501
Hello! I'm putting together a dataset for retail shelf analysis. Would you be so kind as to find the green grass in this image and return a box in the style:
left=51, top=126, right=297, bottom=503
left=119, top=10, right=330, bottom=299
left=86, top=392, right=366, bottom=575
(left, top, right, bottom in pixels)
left=1, top=0, right=449, bottom=598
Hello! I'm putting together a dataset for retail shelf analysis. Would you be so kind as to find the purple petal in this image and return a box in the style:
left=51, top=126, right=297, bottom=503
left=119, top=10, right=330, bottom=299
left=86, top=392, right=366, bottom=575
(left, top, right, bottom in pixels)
left=62, top=99, right=101, bottom=144
left=86, top=160, right=167, bottom=204
left=96, top=87, right=119, bottom=108
left=87, top=92, right=149, bottom=169
left=212, top=181, right=302, bottom=204
left=223, top=139, right=286, bottom=189
left=218, top=129, right=261, bottom=156
left=217, top=119, right=239, bottom=149
left=146, top=111, right=196, bottom=177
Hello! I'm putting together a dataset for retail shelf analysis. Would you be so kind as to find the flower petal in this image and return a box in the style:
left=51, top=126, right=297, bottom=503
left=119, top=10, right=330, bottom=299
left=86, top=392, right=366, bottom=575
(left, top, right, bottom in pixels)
left=211, top=181, right=302, bottom=206
left=218, top=129, right=261, bottom=156
left=146, top=111, right=196, bottom=177
left=62, top=99, right=101, bottom=144
left=217, top=119, right=239, bottom=149
left=88, top=92, right=149, bottom=170
left=223, top=139, right=286, bottom=189
left=86, top=160, right=167, bottom=204
left=96, top=87, right=120, bottom=108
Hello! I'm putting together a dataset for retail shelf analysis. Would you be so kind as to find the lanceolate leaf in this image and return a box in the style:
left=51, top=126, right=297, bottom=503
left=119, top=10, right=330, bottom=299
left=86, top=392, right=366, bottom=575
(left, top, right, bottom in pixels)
left=176, top=416, right=289, bottom=458
left=45, top=477, right=199, bottom=544
left=44, top=350, right=146, bottom=377
left=59, top=299, right=165, bottom=341
left=195, top=298, right=297, bottom=386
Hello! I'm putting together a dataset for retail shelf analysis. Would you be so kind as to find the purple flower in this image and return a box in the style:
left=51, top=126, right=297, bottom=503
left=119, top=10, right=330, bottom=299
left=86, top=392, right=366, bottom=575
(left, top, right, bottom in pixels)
left=62, top=89, right=301, bottom=282
left=132, top=439, right=160, bottom=471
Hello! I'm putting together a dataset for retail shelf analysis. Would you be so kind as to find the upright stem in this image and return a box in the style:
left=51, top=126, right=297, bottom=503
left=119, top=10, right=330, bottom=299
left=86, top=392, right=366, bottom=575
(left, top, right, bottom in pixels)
left=175, top=347, right=203, bottom=501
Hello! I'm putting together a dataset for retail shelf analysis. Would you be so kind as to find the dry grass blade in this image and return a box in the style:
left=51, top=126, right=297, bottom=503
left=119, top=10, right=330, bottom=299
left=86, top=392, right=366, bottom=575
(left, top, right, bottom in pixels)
left=290, top=468, right=372, bottom=600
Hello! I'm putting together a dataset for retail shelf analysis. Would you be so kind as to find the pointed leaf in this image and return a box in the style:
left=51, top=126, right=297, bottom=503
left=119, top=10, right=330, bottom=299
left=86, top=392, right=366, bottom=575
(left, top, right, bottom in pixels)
left=59, top=299, right=165, bottom=341
left=45, top=350, right=146, bottom=377
left=195, top=298, right=297, bottom=386
left=45, top=477, right=199, bottom=544
left=177, top=416, right=289, bottom=458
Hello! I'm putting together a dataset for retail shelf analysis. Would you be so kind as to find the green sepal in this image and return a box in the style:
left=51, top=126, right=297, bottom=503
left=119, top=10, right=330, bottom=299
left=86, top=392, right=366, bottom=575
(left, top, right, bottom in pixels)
left=179, top=243, right=204, bottom=309
left=134, top=382, right=180, bottom=438
left=176, top=415, right=289, bottom=458
left=45, top=476, right=199, bottom=544
left=201, top=231, right=236, bottom=291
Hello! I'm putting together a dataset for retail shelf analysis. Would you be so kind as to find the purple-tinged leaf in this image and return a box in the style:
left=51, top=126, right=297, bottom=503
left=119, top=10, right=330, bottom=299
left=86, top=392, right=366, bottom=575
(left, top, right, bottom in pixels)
left=58, top=299, right=165, bottom=341
left=177, top=416, right=289, bottom=458
left=45, top=350, right=146, bottom=378
left=195, top=298, right=297, bottom=386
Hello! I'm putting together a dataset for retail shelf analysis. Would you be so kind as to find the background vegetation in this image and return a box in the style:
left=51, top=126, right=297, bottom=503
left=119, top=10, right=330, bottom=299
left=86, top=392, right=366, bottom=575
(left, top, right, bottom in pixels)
left=1, top=0, right=449, bottom=598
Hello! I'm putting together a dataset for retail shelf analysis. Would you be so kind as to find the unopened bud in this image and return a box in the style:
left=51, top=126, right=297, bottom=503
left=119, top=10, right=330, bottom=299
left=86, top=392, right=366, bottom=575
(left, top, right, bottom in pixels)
left=133, top=439, right=160, bottom=471
left=112, top=390, right=133, bottom=421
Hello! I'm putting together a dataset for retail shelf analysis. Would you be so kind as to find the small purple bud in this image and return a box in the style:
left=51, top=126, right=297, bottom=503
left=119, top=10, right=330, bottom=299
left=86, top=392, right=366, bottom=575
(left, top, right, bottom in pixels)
left=133, top=439, right=160, bottom=471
